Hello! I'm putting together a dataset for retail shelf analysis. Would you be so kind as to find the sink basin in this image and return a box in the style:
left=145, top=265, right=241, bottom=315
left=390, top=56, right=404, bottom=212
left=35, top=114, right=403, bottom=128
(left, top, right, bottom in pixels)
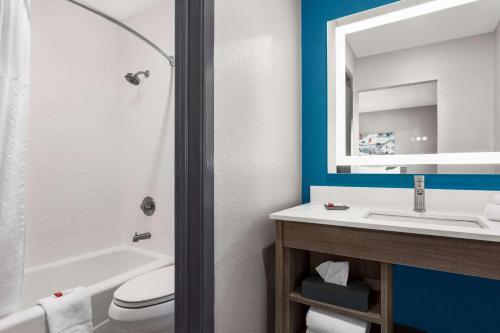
left=364, top=210, right=487, bottom=229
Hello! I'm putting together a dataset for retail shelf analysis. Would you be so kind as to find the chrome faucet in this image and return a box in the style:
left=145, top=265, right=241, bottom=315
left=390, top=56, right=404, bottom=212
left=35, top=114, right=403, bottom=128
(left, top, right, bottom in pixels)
left=133, top=232, right=151, bottom=242
left=414, top=175, right=426, bottom=213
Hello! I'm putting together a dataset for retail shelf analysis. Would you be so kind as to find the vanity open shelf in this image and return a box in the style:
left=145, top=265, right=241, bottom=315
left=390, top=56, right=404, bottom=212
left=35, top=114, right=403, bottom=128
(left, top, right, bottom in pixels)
left=277, top=241, right=391, bottom=333
left=288, top=249, right=384, bottom=323
left=288, top=289, right=381, bottom=324
left=284, top=300, right=383, bottom=333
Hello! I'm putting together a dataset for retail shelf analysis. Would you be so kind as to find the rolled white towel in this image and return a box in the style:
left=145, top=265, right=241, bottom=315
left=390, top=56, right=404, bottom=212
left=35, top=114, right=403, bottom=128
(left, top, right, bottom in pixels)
left=306, top=307, right=371, bottom=333
left=37, top=287, right=93, bottom=333
left=306, top=329, right=320, bottom=333
left=315, top=261, right=349, bottom=286
left=484, top=204, right=500, bottom=222
left=492, top=194, right=500, bottom=205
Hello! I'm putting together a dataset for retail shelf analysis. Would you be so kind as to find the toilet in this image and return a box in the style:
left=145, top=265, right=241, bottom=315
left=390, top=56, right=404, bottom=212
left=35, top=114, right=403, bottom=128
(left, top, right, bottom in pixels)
left=108, top=265, right=175, bottom=333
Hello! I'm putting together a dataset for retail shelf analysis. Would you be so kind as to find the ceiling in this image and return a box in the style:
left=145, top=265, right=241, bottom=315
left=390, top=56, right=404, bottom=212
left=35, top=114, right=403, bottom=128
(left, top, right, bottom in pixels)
left=347, top=0, right=500, bottom=58
left=77, top=0, right=165, bottom=20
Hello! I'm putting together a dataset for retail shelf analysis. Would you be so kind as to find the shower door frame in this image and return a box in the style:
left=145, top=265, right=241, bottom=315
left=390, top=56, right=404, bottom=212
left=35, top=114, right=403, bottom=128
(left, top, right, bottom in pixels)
left=175, top=0, right=214, bottom=332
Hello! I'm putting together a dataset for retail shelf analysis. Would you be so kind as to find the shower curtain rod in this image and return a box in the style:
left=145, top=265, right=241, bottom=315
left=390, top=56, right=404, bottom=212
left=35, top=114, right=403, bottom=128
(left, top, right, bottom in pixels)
left=65, top=0, right=175, bottom=67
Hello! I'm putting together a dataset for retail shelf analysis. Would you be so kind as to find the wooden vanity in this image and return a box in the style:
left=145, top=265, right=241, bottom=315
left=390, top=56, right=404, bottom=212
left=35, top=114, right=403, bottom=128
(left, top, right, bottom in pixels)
left=274, top=209, right=500, bottom=333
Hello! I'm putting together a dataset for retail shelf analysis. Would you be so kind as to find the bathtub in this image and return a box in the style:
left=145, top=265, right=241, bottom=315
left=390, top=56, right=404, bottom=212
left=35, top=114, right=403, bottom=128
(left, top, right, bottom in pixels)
left=0, top=246, right=174, bottom=333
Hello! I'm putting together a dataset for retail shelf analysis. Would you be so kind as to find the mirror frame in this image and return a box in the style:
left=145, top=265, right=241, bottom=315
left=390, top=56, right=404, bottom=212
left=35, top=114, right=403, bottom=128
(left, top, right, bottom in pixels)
left=327, top=0, right=500, bottom=173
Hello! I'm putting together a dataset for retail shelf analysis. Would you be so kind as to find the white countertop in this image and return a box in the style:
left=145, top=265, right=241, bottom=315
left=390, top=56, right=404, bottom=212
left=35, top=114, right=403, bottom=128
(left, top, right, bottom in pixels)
left=270, top=203, right=500, bottom=243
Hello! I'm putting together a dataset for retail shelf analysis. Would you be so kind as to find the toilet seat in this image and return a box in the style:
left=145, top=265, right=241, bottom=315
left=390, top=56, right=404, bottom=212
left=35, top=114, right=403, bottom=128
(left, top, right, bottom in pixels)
left=108, top=265, right=175, bottom=333
left=113, top=265, right=175, bottom=309
left=114, top=293, right=174, bottom=309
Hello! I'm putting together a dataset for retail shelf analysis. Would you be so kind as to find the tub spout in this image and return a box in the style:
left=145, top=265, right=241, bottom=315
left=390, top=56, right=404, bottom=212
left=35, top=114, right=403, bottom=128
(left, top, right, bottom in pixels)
left=133, top=232, right=151, bottom=242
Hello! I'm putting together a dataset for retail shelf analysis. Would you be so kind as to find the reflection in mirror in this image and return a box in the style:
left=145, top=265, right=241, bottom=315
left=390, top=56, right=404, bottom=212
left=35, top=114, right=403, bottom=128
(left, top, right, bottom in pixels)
left=329, top=0, right=500, bottom=174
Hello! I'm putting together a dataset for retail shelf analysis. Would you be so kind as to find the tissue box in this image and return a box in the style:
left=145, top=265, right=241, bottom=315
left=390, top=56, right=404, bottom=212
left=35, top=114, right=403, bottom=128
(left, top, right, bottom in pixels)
left=301, top=276, right=371, bottom=312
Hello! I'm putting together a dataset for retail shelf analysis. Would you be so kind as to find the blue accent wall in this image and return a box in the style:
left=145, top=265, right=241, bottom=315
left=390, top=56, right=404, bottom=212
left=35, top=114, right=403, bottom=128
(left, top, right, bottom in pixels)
left=301, top=1, right=500, bottom=332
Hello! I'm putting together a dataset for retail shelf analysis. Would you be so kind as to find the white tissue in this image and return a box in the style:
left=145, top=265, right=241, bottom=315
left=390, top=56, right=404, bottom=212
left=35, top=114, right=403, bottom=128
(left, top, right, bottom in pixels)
left=492, top=194, right=500, bottom=205
left=484, top=204, right=500, bottom=222
left=315, top=261, right=349, bottom=286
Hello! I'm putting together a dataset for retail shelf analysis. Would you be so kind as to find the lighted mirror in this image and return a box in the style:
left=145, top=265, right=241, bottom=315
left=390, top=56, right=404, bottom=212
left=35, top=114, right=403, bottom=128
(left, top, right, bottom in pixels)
left=327, top=0, right=500, bottom=174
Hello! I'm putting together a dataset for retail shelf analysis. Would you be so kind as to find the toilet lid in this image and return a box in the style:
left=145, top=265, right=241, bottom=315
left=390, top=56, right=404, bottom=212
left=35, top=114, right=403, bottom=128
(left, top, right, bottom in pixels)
left=113, top=265, right=175, bottom=309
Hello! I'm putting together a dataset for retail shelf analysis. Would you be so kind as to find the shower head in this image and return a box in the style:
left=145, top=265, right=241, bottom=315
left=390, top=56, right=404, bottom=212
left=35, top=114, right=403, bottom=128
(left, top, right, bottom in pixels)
left=125, top=70, right=150, bottom=86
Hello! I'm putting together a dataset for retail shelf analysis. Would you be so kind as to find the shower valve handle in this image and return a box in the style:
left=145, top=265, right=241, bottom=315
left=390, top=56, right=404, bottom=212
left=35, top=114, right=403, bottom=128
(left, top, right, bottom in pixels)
left=141, top=202, right=153, bottom=210
left=140, top=197, right=156, bottom=216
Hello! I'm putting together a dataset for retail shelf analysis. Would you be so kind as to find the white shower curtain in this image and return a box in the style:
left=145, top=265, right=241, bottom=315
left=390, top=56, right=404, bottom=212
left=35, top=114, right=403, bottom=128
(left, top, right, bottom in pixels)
left=0, top=0, right=30, bottom=318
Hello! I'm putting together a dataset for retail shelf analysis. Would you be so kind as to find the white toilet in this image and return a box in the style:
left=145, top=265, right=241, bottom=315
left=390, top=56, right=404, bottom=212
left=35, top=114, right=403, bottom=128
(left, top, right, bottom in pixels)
left=108, top=265, right=175, bottom=333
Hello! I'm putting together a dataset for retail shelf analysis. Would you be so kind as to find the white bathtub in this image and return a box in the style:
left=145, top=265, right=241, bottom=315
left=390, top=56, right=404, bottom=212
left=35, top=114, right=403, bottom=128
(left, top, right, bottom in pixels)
left=0, top=246, right=174, bottom=333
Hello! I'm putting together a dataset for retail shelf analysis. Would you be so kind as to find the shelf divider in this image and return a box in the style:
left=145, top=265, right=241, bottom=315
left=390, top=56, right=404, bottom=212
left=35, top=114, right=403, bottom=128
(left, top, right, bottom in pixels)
left=288, top=289, right=382, bottom=325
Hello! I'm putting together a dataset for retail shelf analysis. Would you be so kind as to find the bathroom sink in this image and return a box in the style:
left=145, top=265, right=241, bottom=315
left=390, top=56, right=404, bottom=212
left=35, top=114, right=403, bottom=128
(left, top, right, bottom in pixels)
left=364, top=210, right=487, bottom=229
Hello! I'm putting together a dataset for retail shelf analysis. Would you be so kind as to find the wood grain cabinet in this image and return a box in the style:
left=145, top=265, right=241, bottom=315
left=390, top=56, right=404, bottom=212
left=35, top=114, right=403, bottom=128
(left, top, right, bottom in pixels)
left=275, top=220, right=500, bottom=333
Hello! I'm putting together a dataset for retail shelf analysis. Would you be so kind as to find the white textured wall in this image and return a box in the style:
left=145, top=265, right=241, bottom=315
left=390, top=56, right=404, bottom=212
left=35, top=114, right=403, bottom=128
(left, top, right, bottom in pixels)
left=27, top=0, right=174, bottom=267
left=214, top=0, right=302, bottom=331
